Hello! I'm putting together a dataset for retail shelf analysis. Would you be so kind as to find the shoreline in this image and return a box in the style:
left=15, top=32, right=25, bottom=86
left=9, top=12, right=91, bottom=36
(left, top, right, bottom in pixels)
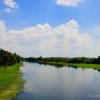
left=0, top=63, right=24, bottom=100
left=38, top=61, right=100, bottom=70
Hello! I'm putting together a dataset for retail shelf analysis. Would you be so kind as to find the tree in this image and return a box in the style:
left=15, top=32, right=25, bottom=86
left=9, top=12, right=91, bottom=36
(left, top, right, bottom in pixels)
left=0, top=49, right=21, bottom=67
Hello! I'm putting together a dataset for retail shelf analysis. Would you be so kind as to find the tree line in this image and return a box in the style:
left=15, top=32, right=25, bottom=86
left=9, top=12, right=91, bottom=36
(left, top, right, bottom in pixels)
left=0, top=49, right=21, bottom=67
left=24, top=56, right=100, bottom=64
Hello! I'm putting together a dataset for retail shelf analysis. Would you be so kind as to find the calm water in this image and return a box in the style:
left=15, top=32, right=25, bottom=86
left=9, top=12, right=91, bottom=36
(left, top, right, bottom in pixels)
left=15, top=62, right=100, bottom=100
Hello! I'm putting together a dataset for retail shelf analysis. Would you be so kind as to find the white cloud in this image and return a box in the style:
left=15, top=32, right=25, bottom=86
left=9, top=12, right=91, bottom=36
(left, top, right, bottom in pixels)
left=0, top=20, right=6, bottom=32
left=56, top=0, right=83, bottom=6
left=3, top=8, right=13, bottom=13
left=0, top=0, right=19, bottom=13
left=4, top=0, right=18, bottom=8
left=0, top=19, right=99, bottom=57
left=89, top=25, right=100, bottom=38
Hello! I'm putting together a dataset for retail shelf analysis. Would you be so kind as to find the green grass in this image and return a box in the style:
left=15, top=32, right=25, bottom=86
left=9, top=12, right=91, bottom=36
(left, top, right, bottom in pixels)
left=67, top=63, right=100, bottom=69
left=38, top=61, right=100, bottom=70
left=0, top=63, right=24, bottom=100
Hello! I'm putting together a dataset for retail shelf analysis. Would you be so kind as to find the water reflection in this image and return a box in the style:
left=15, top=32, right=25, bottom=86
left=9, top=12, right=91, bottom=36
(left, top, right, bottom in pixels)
left=38, top=62, right=78, bottom=69
left=16, top=62, right=100, bottom=100
left=38, top=62, right=64, bottom=68
left=93, top=68, right=100, bottom=73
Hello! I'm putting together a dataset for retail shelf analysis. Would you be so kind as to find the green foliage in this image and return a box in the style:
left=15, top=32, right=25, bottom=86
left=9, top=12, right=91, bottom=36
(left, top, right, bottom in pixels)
left=24, top=56, right=100, bottom=64
left=38, top=61, right=100, bottom=70
left=0, top=49, right=21, bottom=67
left=14, top=53, right=21, bottom=63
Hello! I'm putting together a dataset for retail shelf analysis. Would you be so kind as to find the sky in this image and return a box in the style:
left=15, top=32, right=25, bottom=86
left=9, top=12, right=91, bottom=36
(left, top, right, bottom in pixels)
left=0, top=0, right=100, bottom=57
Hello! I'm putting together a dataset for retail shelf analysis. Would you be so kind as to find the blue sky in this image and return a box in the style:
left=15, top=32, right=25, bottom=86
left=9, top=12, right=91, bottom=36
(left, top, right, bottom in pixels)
left=0, top=0, right=100, bottom=30
left=0, top=0, right=100, bottom=57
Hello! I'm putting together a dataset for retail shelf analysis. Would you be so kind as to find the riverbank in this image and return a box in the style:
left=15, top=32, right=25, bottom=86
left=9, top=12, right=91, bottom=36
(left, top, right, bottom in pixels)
left=38, top=61, right=100, bottom=70
left=0, top=63, right=24, bottom=100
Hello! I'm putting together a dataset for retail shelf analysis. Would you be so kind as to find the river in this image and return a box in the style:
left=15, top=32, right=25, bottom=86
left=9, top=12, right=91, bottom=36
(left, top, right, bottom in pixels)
left=15, top=62, right=100, bottom=100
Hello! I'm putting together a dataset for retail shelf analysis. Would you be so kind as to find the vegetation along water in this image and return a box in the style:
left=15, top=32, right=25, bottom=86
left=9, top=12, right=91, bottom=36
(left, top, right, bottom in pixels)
left=0, top=49, right=24, bottom=100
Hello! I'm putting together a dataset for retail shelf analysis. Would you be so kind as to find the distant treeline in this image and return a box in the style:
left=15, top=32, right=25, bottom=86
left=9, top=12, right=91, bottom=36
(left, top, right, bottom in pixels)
left=0, top=49, right=21, bottom=66
left=24, top=56, right=100, bottom=64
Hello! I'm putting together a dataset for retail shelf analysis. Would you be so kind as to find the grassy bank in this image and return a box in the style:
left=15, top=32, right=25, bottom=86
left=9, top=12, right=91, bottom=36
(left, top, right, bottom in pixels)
left=38, top=61, right=100, bottom=70
left=0, top=63, right=24, bottom=100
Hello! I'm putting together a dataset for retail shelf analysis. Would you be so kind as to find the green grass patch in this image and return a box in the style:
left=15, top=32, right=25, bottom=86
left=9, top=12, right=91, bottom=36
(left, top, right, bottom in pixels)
left=0, top=63, right=24, bottom=100
left=38, top=61, right=100, bottom=70
left=67, top=63, right=100, bottom=69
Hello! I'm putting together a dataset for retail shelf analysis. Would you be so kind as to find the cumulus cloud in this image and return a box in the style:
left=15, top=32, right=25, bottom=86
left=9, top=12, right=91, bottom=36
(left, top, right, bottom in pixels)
left=0, top=20, right=99, bottom=57
left=56, top=0, right=83, bottom=6
left=89, top=25, right=100, bottom=39
left=0, top=20, right=6, bottom=32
